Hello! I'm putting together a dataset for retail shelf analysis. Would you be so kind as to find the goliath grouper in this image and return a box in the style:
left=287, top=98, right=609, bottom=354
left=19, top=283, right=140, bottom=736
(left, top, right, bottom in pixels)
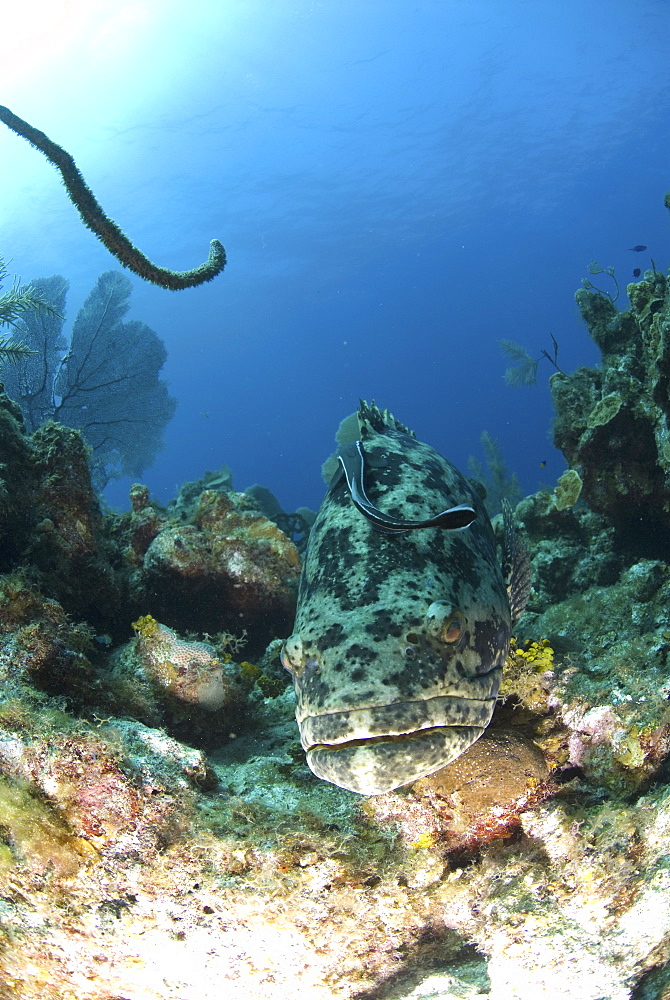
left=281, top=401, right=530, bottom=795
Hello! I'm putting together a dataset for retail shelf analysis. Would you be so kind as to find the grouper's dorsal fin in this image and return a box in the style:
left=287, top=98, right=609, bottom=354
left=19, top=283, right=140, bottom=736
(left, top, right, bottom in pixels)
left=357, top=399, right=416, bottom=439
left=337, top=440, right=476, bottom=534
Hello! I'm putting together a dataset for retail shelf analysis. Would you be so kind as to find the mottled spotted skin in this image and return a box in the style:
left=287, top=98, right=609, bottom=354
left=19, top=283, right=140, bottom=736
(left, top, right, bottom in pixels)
left=282, top=404, right=512, bottom=795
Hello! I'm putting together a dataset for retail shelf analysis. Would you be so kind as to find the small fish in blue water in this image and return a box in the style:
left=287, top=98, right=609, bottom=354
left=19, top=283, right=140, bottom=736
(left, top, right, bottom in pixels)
left=633, top=268, right=641, bottom=278
left=627, top=245, right=647, bottom=252
left=539, top=460, right=547, bottom=468
left=282, top=400, right=531, bottom=795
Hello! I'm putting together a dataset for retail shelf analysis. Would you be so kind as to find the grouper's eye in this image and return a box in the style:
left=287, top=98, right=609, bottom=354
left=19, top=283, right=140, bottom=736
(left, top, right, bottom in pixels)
left=425, top=602, right=466, bottom=644
left=280, top=634, right=305, bottom=674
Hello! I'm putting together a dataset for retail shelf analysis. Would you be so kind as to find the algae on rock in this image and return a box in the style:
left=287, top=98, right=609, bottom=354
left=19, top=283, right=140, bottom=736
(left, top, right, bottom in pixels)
left=551, top=267, right=670, bottom=554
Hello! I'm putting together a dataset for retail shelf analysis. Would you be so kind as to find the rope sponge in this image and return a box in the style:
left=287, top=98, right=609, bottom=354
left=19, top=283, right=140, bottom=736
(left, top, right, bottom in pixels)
left=0, top=104, right=226, bottom=291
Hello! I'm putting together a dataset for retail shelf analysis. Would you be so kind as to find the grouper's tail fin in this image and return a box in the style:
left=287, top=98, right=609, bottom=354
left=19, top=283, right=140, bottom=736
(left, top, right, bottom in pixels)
left=358, top=399, right=416, bottom=439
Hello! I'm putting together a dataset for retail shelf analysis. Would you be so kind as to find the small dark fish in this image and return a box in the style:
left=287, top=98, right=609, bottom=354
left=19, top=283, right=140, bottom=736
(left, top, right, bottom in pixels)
left=633, top=268, right=641, bottom=278
left=539, top=460, right=547, bottom=468
left=627, top=245, right=647, bottom=252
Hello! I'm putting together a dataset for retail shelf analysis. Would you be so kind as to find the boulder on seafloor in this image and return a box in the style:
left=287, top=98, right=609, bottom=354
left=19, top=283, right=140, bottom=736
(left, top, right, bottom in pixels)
left=118, top=487, right=301, bottom=655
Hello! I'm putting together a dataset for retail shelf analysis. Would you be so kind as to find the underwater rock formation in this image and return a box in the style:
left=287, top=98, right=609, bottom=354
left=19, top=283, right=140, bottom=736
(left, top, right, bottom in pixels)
left=0, top=575, right=98, bottom=709
left=2, top=658, right=670, bottom=999
left=511, top=490, right=623, bottom=612
left=0, top=392, right=121, bottom=628
left=514, top=555, right=670, bottom=798
left=0, top=388, right=301, bottom=651
left=0, top=719, right=212, bottom=871
left=136, top=488, right=301, bottom=652
left=2, top=454, right=670, bottom=999
left=551, top=267, right=670, bottom=554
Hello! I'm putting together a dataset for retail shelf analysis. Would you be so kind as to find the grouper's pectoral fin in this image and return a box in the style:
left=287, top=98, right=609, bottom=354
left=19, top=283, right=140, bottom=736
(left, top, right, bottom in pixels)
left=336, top=440, right=476, bottom=535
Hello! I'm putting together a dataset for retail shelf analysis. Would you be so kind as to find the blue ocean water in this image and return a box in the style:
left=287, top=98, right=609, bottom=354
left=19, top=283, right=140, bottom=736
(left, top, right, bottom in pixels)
left=2, top=0, right=669, bottom=515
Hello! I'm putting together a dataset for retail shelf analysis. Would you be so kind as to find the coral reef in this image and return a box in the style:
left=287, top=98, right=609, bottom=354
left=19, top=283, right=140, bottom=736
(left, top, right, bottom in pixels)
left=167, top=466, right=314, bottom=551
left=551, top=265, right=670, bottom=554
left=0, top=398, right=301, bottom=648
left=1, top=528, right=669, bottom=1000
left=0, top=104, right=226, bottom=290
left=511, top=490, right=623, bottom=612
left=2, top=663, right=670, bottom=999
left=0, top=393, right=121, bottom=628
left=3, top=261, right=670, bottom=994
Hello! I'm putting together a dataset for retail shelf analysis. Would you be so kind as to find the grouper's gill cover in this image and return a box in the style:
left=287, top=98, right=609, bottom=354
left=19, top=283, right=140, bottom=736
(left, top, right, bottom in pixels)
left=282, top=401, right=528, bottom=795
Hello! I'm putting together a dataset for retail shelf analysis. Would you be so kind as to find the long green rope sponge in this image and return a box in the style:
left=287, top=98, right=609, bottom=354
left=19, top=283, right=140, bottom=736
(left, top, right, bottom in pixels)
left=0, top=104, right=226, bottom=291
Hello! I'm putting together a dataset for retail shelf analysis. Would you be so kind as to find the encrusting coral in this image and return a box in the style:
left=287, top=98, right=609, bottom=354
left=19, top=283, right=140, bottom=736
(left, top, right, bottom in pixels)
left=106, top=615, right=248, bottom=747
left=551, top=468, right=582, bottom=510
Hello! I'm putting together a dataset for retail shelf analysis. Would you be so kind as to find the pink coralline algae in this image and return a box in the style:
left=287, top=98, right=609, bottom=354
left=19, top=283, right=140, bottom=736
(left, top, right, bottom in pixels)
left=0, top=729, right=190, bottom=861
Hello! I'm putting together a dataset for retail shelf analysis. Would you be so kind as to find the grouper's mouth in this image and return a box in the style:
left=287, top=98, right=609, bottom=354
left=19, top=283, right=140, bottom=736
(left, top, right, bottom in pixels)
left=305, top=725, right=486, bottom=795
left=298, top=691, right=497, bottom=747
left=299, top=693, right=498, bottom=795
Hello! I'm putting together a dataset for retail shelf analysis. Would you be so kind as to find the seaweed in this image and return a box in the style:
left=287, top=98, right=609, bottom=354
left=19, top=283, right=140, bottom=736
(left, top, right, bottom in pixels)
left=500, top=333, right=565, bottom=387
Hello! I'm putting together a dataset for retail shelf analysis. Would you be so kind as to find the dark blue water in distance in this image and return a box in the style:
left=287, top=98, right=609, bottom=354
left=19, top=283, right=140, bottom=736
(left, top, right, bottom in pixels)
left=2, top=0, right=670, bottom=515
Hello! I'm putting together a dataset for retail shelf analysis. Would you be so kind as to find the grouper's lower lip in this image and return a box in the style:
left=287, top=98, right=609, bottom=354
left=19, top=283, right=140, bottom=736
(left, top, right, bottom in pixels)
left=298, top=690, right=499, bottom=749
left=306, top=725, right=486, bottom=795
